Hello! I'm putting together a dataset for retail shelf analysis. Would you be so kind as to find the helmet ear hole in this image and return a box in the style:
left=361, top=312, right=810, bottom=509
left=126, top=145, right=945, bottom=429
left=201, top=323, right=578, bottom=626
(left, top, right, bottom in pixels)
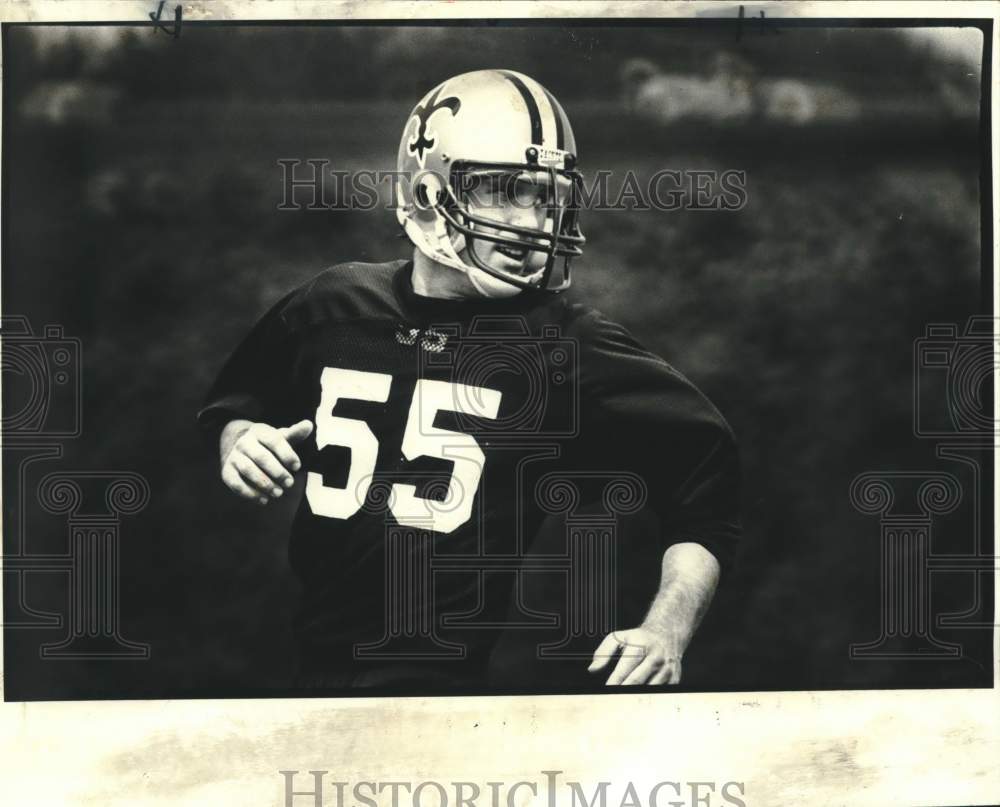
left=414, top=173, right=444, bottom=210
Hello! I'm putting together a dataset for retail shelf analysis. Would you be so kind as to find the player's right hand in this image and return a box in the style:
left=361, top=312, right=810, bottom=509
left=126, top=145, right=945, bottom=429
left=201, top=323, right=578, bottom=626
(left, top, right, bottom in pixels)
left=220, top=419, right=314, bottom=505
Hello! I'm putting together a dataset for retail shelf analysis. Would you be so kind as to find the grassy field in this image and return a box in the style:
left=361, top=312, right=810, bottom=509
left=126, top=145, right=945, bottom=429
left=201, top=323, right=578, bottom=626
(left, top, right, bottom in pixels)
left=3, top=93, right=989, bottom=697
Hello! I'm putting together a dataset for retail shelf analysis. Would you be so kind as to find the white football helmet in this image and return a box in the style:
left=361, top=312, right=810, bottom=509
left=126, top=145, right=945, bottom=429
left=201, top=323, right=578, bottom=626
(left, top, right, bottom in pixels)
left=396, top=70, right=585, bottom=297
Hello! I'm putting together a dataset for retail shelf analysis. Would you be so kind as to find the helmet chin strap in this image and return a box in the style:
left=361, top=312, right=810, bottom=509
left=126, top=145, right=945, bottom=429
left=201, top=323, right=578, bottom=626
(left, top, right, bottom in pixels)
left=403, top=215, right=468, bottom=273
left=460, top=231, right=531, bottom=299
left=439, top=219, right=524, bottom=299
left=405, top=213, right=536, bottom=299
left=432, top=216, right=469, bottom=272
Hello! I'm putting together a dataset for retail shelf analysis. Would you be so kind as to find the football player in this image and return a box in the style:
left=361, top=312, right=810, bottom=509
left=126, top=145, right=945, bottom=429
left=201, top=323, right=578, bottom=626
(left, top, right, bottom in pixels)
left=198, top=70, right=741, bottom=689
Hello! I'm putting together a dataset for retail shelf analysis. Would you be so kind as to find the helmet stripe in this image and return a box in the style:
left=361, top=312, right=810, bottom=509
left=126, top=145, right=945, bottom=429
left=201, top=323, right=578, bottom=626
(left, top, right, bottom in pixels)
left=499, top=70, right=543, bottom=145
left=542, top=88, right=565, bottom=150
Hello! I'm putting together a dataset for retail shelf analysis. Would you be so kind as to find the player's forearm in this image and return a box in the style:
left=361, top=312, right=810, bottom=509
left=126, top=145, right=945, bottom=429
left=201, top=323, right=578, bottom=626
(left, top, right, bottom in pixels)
left=219, top=418, right=254, bottom=465
left=640, top=542, right=721, bottom=651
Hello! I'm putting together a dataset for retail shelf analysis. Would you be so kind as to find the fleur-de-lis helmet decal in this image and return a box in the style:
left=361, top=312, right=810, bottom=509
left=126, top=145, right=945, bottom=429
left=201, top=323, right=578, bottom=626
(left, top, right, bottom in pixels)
left=407, top=86, right=462, bottom=168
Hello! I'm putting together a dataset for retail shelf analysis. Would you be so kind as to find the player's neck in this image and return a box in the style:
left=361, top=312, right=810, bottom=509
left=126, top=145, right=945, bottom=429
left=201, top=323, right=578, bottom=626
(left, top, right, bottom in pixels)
left=411, top=251, right=480, bottom=300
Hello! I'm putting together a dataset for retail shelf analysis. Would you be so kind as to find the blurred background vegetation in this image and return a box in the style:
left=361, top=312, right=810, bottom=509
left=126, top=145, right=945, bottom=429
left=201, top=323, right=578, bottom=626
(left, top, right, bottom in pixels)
left=2, top=23, right=991, bottom=697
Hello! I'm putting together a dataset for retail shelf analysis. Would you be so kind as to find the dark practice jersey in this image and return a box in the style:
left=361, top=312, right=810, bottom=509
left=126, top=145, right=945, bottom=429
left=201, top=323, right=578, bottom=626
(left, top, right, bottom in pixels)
left=198, top=260, right=741, bottom=684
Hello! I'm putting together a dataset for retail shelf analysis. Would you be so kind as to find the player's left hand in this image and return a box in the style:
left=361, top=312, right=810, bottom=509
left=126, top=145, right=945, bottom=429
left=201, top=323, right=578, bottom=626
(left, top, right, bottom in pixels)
left=587, top=626, right=683, bottom=686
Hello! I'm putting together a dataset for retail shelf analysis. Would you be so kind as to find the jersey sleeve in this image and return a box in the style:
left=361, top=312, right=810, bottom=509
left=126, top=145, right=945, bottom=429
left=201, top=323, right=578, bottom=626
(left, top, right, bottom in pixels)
left=571, top=307, right=742, bottom=577
left=196, top=290, right=297, bottom=452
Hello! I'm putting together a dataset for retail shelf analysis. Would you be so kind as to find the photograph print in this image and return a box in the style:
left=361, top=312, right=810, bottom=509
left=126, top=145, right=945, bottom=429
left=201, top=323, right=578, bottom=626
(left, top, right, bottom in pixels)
left=1, top=16, right=994, bottom=699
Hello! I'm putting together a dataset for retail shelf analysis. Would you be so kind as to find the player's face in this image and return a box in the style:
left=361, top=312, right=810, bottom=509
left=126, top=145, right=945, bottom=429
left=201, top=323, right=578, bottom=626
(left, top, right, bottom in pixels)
left=459, top=170, right=571, bottom=280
